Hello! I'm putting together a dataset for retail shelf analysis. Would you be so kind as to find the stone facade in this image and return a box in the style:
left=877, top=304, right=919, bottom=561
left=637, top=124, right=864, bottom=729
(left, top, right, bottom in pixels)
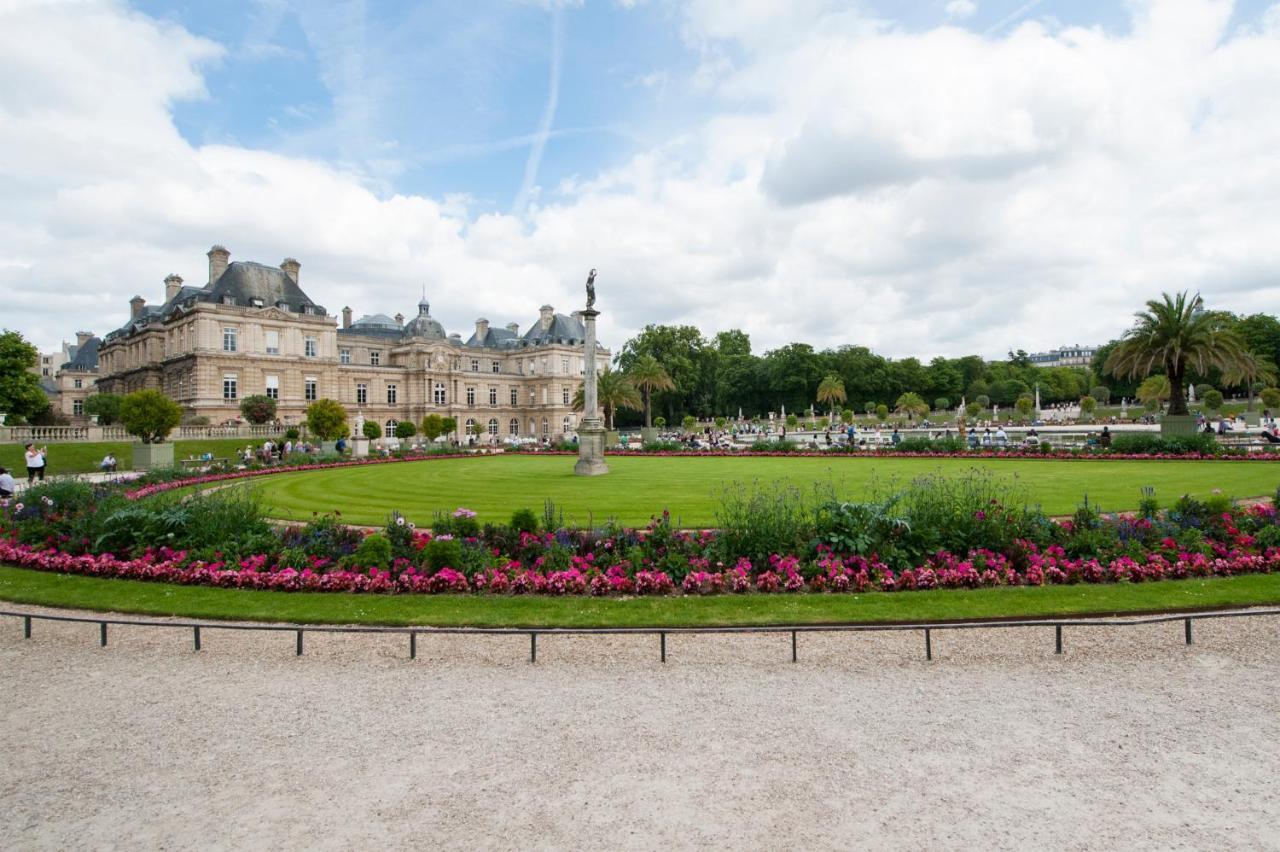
left=95, top=245, right=605, bottom=440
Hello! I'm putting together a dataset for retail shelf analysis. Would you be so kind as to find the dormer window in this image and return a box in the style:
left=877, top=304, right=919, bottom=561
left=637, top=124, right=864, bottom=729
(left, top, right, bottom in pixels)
left=249, top=297, right=264, bottom=308
left=222, top=296, right=235, bottom=306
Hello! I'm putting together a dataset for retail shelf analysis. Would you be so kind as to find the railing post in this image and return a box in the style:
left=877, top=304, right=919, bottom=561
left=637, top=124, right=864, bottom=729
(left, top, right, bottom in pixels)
left=791, top=630, right=798, bottom=663
left=530, top=632, right=537, bottom=664
left=1055, top=625, right=1063, bottom=655
left=924, top=628, right=932, bottom=661
left=296, top=630, right=303, bottom=656
left=99, top=622, right=108, bottom=647
left=193, top=626, right=201, bottom=651
left=1185, top=618, right=1193, bottom=645
left=410, top=632, right=417, bottom=660
left=23, top=615, right=31, bottom=639
left=660, top=631, right=666, bottom=663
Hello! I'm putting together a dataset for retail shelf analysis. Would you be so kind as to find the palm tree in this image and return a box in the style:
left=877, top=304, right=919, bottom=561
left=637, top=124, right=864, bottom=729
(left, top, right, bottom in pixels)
left=1104, top=292, right=1251, bottom=416
left=1222, top=353, right=1277, bottom=412
left=816, top=375, right=846, bottom=422
left=627, top=355, right=676, bottom=429
left=572, top=367, right=641, bottom=429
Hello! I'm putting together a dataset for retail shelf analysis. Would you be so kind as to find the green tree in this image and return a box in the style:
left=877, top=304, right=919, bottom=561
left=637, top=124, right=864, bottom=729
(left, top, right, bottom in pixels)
left=816, top=374, right=846, bottom=419
left=306, top=399, right=348, bottom=441
left=238, top=394, right=277, bottom=425
left=0, top=330, right=47, bottom=420
left=83, top=392, right=122, bottom=425
left=1015, top=394, right=1034, bottom=419
left=421, top=414, right=445, bottom=442
left=653, top=416, right=666, bottom=428
left=875, top=403, right=889, bottom=420
left=1260, top=388, right=1280, bottom=410
left=441, top=416, right=458, bottom=440
left=627, top=355, right=676, bottom=429
left=863, top=401, right=876, bottom=415
left=616, top=324, right=709, bottom=421
left=1136, top=375, right=1170, bottom=406
left=1105, top=291, right=1251, bottom=416
left=934, top=397, right=950, bottom=412
left=362, top=420, right=382, bottom=440
left=1089, top=386, right=1111, bottom=405
left=1080, top=395, right=1097, bottom=418
left=395, top=421, right=417, bottom=439
left=681, top=414, right=697, bottom=431
left=841, top=408, right=854, bottom=424
left=1221, top=353, right=1277, bottom=412
left=572, top=367, right=641, bottom=429
left=785, top=414, right=799, bottom=429
left=119, top=389, right=182, bottom=444
left=893, top=392, right=928, bottom=418
left=762, top=343, right=823, bottom=414
left=1203, top=389, right=1224, bottom=412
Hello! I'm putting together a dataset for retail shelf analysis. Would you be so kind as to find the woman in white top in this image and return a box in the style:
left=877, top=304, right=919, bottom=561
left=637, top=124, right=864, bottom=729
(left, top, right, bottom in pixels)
left=24, top=443, right=46, bottom=484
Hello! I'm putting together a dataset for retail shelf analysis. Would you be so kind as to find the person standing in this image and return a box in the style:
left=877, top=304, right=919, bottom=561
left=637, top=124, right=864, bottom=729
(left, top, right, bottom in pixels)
left=24, top=443, right=46, bottom=484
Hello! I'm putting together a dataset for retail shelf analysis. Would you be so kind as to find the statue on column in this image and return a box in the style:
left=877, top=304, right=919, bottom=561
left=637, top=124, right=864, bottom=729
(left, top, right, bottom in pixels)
left=585, top=268, right=596, bottom=309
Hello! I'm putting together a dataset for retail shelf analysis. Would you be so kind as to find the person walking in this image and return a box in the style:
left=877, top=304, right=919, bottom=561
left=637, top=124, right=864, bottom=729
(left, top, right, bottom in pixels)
left=24, top=443, right=46, bottom=484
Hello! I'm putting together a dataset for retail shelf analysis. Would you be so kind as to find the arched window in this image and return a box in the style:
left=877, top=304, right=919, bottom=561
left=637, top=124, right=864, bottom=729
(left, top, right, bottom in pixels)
left=433, top=382, right=446, bottom=405
left=562, top=415, right=572, bottom=433
left=487, top=418, right=499, bottom=436
left=385, top=419, right=398, bottom=434
left=465, top=418, right=476, bottom=432
left=509, top=418, right=519, bottom=435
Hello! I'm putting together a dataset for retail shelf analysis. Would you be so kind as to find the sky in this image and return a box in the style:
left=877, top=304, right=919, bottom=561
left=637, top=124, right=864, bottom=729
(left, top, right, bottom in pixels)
left=2, top=0, right=1280, bottom=360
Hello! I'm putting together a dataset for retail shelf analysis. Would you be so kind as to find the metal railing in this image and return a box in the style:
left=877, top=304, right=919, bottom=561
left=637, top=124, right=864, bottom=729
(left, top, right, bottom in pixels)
left=4, top=607, right=1277, bottom=663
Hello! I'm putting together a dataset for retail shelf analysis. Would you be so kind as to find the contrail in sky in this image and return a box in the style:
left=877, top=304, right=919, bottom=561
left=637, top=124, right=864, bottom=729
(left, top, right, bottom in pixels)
left=513, top=7, right=565, bottom=216
left=984, top=0, right=1046, bottom=35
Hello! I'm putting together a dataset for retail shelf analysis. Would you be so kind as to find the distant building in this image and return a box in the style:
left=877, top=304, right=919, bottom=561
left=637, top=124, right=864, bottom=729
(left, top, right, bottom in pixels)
left=25, top=332, right=99, bottom=422
left=1028, top=344, right=1098, bottom=369
left=95, top=245, right=605, bottom=440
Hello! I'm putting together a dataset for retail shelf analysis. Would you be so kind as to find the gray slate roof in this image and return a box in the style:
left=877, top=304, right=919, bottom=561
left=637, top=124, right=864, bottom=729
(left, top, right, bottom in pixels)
left=522, top=313, right=586, bottom=344
left=61, top=337, right=100, bottom=371
left=207, top=262, right=324, bottom=313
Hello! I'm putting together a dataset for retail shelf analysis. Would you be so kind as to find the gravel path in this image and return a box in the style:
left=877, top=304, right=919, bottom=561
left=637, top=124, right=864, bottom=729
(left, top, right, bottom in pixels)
left=2, top=608, right=1279, bottom=850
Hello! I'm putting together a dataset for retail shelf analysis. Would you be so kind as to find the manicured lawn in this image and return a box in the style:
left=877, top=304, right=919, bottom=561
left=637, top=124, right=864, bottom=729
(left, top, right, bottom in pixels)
left=235, top=454, right=1280, bottom=527
left=1, top=565, right=1278, bottom=627
left=0, top=438, right=273, bottom=475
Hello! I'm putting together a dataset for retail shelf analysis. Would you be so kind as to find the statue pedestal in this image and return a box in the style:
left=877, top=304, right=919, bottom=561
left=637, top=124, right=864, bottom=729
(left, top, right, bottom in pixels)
left=353, top=437, right=370, bottom=458
left=575, top=418, right=609, bottom=476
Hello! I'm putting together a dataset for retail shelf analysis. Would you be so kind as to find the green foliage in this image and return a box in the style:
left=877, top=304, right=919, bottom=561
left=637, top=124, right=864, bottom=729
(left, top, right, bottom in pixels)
left=83, top=393, right=122, bottom=425
left=1110, top=432, right=1219, bottom=455
left=285, top=427, right=301, bottom=441
left=1261, top=388, right=1280, bottom=410
left=0, top=330, right=47, bottom=420
left=785, top=414, right=799, bottom=428
left=119, top=389, right=182, bottom=443
left=238, top=394, right=277, bottom=425
left=510, top=508, right=539, bottom=534
left=653, top=416, right=666, bottom=428
left=424, top=537, right=463, bottom=572
left=92, top=490, right=271, bottom=556
left=965, top=402, right=981, bottom=417
left=841, top=408, right=854, bottom=423
left=875, top=404, right=889, bottom=420
left=441, top=417, right=458, bottom=437
left=395, top=421, right=417, bottom=439
left=1203, top=389, right=1224, bottom=411
left=934, top=397, right=949, bottom=412
left=714, top=416, right=726, bottom=429
left=894, top=392, right=928, bottom=417
left=975, top=394, right=990, bottom=408
left=681, top=414, right=697, bottom=430
left=1080, top=395, right=1097, bottom=415
left=421, top=414, right=445, bottom=441
left=1090, top=386, right=1111, bottom=405
left=306, top=398, right=348, bottom=440
left=352, top=533, right=393, bottom=568
left=362, top=419, right=383, bottom=440
left=713, top=481, right=815, bottom=565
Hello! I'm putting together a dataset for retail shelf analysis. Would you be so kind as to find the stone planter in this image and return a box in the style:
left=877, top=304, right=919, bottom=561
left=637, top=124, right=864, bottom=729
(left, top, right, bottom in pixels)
left=1244, top=411, right=1261, bottom=427
left=132, top=442, right=175, bottom=471
left=1160, top=414, right=1200, bottom=436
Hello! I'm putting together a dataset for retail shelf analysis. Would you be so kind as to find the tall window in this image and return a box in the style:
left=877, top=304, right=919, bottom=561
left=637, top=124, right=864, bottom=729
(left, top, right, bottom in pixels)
left=466, top=386, right=476, bottom=406
left=491, top=360, right=500, bottom=373
left=487, top=418, right=499, bottom=435
left=541, top=417, right=549, bottom=435
left=509, top=417, right=519, bottom=435
left=304, top=336, right=317, bottom=357
left=386, top=384, right=397, bottom=405
left=434, top=382, right=446, bottom=405
left=517, top=361, right=524, bottom=375
left=223, top=374, right=238, bottom=400
left=488, top=386, right=497, bottom=406
left=265, top=375, right=279, bottom=400
left=304, top=378, right=317, bottom=401
left=470, top=358, right=479, bottom=372
left=529, top=388, right=536, bottom=405
left=510, top=387, right=518, bottom=406
left=370, top=351, right=381, bottom=366
left=562, top=386, right=570, bottom=405
left=541, top=387, right=548, bottom=405
left=356, top=383, right=367, bottom=405
left=561, top=357, right=569, bottom=374
left=563, top=415, right=572, bottom=433
left=73, top=378, right=82, bottom=389
left=340, top=348, right=351, bottom=364
left=265, top=330, right=280, bottom=355
left=385, top=419, right=398, bottom=434
left=73, top=399, right=84, bottom=416
left=223, top=327, right=238, bottom=352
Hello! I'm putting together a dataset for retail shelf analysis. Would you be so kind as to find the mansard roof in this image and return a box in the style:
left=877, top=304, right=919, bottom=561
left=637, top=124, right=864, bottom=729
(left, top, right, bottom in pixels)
left=61, top=336, right=100, bottom=371
left=207, top=262, right=325, bottom=314
left=522, top=312, right=586, bottom=344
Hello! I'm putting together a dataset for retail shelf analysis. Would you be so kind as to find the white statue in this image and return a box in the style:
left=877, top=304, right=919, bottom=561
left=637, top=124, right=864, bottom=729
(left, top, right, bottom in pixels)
left=354, top=411, right=365, bottom=436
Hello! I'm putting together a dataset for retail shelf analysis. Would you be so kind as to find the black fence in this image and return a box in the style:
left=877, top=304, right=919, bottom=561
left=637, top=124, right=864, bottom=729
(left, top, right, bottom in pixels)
left=4, top=607, right=1279, bottom=663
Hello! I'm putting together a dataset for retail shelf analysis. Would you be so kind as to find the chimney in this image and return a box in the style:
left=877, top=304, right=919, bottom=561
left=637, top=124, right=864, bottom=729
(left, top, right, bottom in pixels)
left=280, top=257, right=300, bottom=284
left=539, top=304, right=554, bottom=330
left=164, top=273, right=183, bottom=302
left=129, top=296, right=146, bottom=319
left=207, top=245, right=230, bottom=284
left=394, top=313, right=405, bottom=326
left=75, top=331, right=93, bottom=348
left=506, top=322, right=519, bottom=335
left=342, top=306, right=353, bottom=329
left=475, top=318, right=490, bottom=340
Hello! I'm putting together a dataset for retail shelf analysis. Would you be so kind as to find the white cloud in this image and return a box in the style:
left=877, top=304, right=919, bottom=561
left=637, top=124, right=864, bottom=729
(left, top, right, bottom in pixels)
left=945, top=1, right=978, bottom=21
left=3, top=0, right=1280, bottom=364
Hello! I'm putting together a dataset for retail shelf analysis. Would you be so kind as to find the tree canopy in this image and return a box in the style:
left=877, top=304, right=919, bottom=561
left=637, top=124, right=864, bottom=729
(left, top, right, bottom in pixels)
left=0, top=330, right=47, bottom=421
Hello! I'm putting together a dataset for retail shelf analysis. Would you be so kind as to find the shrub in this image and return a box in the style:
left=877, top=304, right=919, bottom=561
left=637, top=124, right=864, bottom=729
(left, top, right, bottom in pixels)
left=239, top=394, right=277, bottom=425
left=1110, top=433, right=1218, bottom=455
left=934, top=397, right=949, bottom=412
left=1203, top=389, right=1224, bottom=411
left=1090, top=386, right=1111, bottom=405
left=82, top=393, right=122, bottom=425
left=306, top=399, right=348, bottom=441
left=285, top=427, right=300, bottom=441
left=875, top=404, right=888, bottom=420
left=510, top=507, right=539, bottom=534
left=1079, top=395, right=1096, bottom=416
left=975, top=395, right=990, bottom=408
left=362, top=420, right=382, bottom=440
left=714, top=481, right=815, bottom=565
left=654, top=416, right=666, bottom=428
left=786, top=414, right=799, bottom=428
left=424, top=537, right=463, bottom=572
left=1261, top=388, right=1280, bottom=410
left=352, top=533, right=393, bottom=569
left=119, top=389, right=182, bottom=443
left=395, top=421, right=417, bottom=439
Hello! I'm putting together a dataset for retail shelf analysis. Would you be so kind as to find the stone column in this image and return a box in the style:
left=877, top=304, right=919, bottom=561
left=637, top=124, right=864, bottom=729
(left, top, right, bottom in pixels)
left=575, top=307, right=609, bottom=476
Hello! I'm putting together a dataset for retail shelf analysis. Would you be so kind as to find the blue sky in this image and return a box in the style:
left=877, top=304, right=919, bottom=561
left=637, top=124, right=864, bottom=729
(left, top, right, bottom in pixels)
left=4, top=0, right=1280, bottom=356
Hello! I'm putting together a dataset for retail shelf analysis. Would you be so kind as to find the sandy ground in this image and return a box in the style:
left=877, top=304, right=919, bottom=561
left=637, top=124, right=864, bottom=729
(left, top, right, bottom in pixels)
left=2, top=609, right=1280, bottom=850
